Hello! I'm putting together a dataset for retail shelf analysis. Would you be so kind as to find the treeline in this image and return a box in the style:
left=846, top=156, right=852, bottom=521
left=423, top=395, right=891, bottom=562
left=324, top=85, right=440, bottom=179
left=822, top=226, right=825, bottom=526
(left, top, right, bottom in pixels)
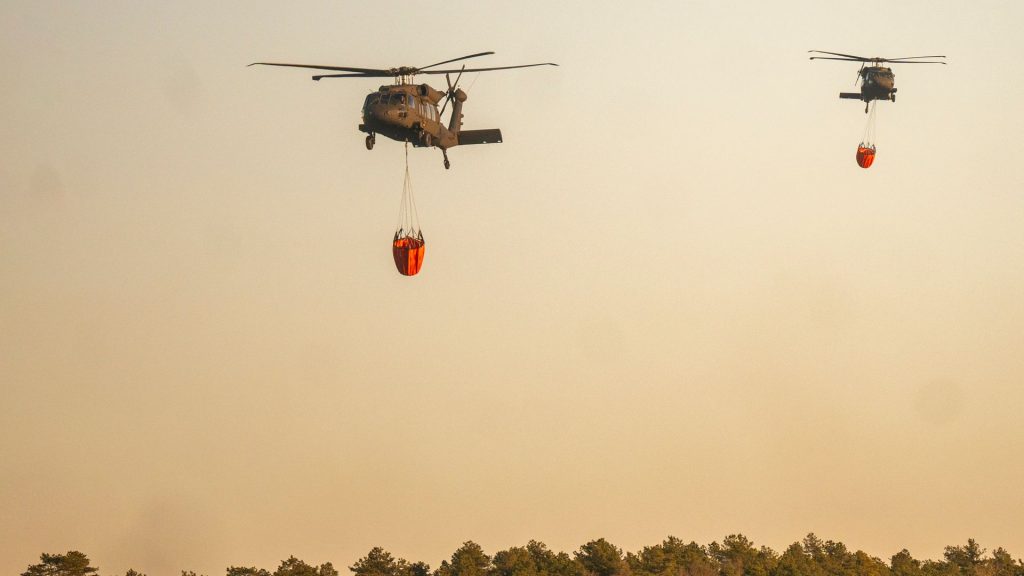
left=21, top=534, right=1024, bottom=576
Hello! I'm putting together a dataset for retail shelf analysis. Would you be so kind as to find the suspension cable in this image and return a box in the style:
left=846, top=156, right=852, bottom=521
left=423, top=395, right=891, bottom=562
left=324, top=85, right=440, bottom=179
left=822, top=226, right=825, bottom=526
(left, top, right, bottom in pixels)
left=861, top=101, right=878, bottom=147
left=396, top=142, right=421, bottom=238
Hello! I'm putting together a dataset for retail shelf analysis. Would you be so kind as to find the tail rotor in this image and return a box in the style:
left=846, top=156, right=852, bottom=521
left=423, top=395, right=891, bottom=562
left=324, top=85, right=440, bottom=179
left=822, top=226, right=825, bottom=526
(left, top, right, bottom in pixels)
left=439, top=65, right=466, bottom=119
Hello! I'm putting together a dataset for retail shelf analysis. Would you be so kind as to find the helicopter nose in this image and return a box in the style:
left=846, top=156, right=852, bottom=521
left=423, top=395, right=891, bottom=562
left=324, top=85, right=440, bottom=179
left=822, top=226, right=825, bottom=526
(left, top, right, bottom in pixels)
left=365, top=104, right=389, bottom=122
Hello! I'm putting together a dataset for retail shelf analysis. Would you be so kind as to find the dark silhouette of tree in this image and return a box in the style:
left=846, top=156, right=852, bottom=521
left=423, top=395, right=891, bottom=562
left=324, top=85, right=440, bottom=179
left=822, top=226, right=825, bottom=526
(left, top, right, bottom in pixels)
left=921, top=559, right=959, bottom=576
left=627, top=536, right=713, bottom=576
left=19, top=535, right=1024, bottom=576
left=891, top=549, right=924, bottom=576
left=22, top=551, right=99, bottom=576
left=945, top=540, right=987, bottom=576
left=988, top=547, right=1024, bottom=576
left=490, top=541, right=586, bottom=576
left=576, top=539, right=626, bottom=576
left=494, top=547, right=540, bottom=576
left=708, top=534, right=777, bottom=576
left=275, top=557, right=317, bottom=576
left=820, top=538, right=856, bottom=575
left=213, top=556, right=331, bottom=576
left=435, top=542, right=491, bottom=576
left=774, top=542, right=824, bottom=576
left=851, top=550, right=890, bottom=576
left=351, top=548, right=410, bottom=576
left=526, top=540, right=585, bottom=576
left=769, top=533, right=890, bottom=576
left=801, top=535, right=826, bottom=564
left=227, top=567, right=271, bottom=576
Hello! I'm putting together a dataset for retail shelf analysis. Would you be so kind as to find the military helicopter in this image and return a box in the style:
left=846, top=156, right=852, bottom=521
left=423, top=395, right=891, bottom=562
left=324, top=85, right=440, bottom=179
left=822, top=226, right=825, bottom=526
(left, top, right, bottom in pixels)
left=249, top=51, right=557, bottom=169
left=809, top=50, right=946, bottom=112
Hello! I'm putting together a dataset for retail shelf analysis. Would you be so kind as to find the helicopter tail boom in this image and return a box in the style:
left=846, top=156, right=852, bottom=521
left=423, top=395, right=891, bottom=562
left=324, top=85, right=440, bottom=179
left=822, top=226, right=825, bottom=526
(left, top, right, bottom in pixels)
left=458, top=129, right=503, bottom=145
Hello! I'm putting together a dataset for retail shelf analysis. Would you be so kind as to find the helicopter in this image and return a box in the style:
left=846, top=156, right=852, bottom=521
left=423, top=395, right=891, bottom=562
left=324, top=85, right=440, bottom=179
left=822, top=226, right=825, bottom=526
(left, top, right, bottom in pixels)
left=809, top=50, right=946, bottom=113
left=249, top=51, right=557, bottom=169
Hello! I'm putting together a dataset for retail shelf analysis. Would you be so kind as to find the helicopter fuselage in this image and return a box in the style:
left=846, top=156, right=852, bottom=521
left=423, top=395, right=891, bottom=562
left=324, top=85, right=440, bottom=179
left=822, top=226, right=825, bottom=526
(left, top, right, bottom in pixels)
left=811, top=50, right=944, bottom=114
left=839, top=66, right=896, bottom=111
left=359, top=84, right=460, bottom=149
left=858, top=66, right=895, bottom=101
left=358, top=83, right=503, bottom=168
left=249, top=51, right=552, bottom=169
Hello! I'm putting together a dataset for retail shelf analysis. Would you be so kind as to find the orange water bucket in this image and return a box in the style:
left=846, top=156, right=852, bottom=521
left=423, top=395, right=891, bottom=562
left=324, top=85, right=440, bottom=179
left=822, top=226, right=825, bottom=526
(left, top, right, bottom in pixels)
left=392, top=234, right=425, bottom=276
left=856, top=144, right=876, bottom=169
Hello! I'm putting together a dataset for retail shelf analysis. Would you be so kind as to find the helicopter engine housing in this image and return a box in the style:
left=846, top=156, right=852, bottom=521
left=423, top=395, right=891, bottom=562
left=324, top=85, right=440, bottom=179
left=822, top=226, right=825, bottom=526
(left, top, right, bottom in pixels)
left=418, top=84, right=445, bottom=104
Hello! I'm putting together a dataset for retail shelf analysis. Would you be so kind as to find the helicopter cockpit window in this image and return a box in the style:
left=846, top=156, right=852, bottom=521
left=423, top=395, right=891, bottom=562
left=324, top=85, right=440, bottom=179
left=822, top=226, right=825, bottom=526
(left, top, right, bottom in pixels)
left=389, top=93, right=407, bottom=106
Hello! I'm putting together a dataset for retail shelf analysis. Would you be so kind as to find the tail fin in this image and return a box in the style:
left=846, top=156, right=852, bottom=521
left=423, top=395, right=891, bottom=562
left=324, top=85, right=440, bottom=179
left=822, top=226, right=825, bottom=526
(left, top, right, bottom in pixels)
left=458, top=129, right=503, bottom=145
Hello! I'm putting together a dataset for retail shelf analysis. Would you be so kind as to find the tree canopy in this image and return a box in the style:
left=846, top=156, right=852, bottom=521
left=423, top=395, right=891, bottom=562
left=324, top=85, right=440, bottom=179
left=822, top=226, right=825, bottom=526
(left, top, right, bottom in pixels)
left=21, top=551, right=99, bottom=576
left=22, top=535, right=1024, bottom=576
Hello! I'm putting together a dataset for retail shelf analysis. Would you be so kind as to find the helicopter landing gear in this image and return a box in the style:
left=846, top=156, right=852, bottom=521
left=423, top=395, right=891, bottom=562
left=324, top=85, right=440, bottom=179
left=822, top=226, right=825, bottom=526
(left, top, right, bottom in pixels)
left=414, top=126, right=431, bottom=148
left=365, top=133, right=375, bottom=150
left=442, top=149, right=451, bottom=170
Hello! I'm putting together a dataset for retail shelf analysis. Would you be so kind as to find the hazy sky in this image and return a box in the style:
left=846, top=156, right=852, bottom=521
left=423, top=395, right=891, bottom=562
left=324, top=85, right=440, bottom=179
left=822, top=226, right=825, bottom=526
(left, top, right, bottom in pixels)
left=2, top=1, right=1023, bottom=575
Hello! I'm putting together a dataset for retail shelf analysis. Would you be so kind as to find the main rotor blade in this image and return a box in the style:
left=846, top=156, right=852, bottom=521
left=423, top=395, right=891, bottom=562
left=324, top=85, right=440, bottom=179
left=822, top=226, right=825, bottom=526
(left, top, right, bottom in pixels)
left=417, top=51, right=495, bottom=72
left=249, top=62, right=390, bottom=74
left=419, top=62, right=558, bottom=75
left=313, top=73, right=389, bottom=81
left=808, top=50, right=870, bottom=60
left=810, top=56, right=868, bottom=62
left=810, top=56, right=946, bottom=65
left=886, top=55, right=946, bottom=61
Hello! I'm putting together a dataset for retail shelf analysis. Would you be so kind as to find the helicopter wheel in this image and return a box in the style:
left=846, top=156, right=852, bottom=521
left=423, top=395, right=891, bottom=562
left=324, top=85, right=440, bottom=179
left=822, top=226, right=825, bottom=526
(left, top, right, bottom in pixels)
left=365, top=134, right=375, bottom=150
